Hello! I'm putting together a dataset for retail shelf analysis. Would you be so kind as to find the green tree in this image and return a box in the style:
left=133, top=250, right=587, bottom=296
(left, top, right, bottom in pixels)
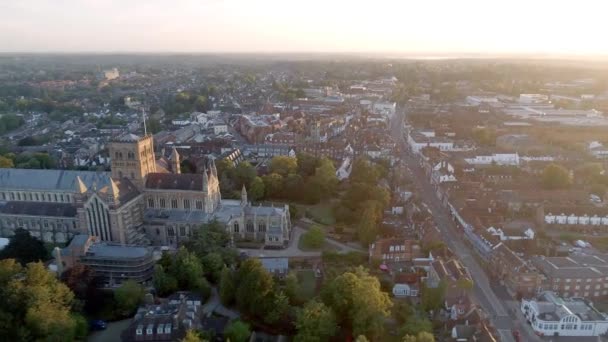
left=194, top=95, right=208, bottom=111
left=350, top=158, right=380, bottom=184
left=313, top=157, right=338, bottom=198
left=147, top=118, right=163, bottom=134
left=322, top=267, right=392, bottom=338
left=224, top=320, right=251, bottom=342
left=301, top=225, right=325, bottom=249
left=294, top=300, right=338, bottom=342
left=235, top=259, right=275, bottom=318
left=297, top=152, right=319, bottom=177
left=185, top=220, right=238, bottom=267
left=234, top=162, right=256, bottom=189
left=264, top=291, right=290, bottom=325
left=402, top=332, right=435, bottom=342
left=262, top=173, right=284, bottom=199
left=114, top=280, right=145, bottom=315
left=153, top=264, right=178, bottom=297
left=270, top=156, right=298, bottom=176
left=471, top=127, right=496, bottom=147
left=0, top=260, right=81, bottom=341
left=0, top=228, right=49, bottom=265
left=0, top=155, right=14, bottom=168
left=284, top=271, right=299, bottom=304
left=219, top=267, right=236, bottom=305
left=181, top=329, right=206, bottom=342
left=357, top=203, right=380, bottom=247
left=248, top=176, right=265, bottom=201
left=201, top=252, right=224, bottom=283
left=542, top=163, right=571, bottom=189
left=420, top=282, right=446, bottom=313
left=393, top=300, right=413, bottom=324
left=172, top=247, right=211, bottom=297
left=400, top=316, right=433, bottom=338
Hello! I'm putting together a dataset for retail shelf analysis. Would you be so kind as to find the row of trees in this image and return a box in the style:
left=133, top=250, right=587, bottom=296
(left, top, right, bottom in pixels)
left=0, top=152, right=56, bottom=169
left=216, top=153, right=338, bottom=204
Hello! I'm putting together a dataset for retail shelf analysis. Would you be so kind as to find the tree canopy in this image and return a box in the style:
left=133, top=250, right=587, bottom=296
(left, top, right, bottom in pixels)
left=0, top=228, right=49, bottom=265
left=294, top=300, right=338, bottom=342
left=542, top=163, right=571, bottom=189
left=0, top=260, right=86, bottom=341
left=224, top=320, right=251, bottom=342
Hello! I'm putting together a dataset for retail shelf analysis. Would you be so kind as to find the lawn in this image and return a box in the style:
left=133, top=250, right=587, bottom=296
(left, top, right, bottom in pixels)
left=296, top=270, right=317, bottom=301
left=297, top=233, right=339, bottom=252
left=296, top=202, right=336, bottom=225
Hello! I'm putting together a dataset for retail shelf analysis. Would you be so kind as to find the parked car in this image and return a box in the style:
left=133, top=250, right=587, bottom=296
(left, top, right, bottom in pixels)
left=90, top=320, right=107, bottom=331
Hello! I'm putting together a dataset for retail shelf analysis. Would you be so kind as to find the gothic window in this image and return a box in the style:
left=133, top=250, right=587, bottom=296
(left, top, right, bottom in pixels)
left=54, top=194, right=58, bottom=202
left=115, top=152, right=120, bottom=159
left=35, top=193, right=39, bottom=201
left=148, top=198, right=154, bottom=208
left=168, top=227, right=175, bottom=237
left=258, top=222, right=266, bottom=232
left=180, top=226, right=186, bottom=236
left=29, top=193, right=33, bottom=201
left=60, top=194, right=64, bottom=202
left=171, top=199, right=178, bottom=209
left=183, top=199, right=190, bottom=210
left=196, top=200, right=203, bottom=210
left=246, top=220, right=254, bottom=233
left=156, top=228, right=160, bottom=236
left=160, top=198, right=166, bottom=208
left=10, top=193, right=14, bottom=200
left=127, top=152, right=134, bottom=160
left=130, top=172, right=135, bottom=179
left=233, top=222, right=240, bottom=233
left=16, top=193, right=21, bottom=200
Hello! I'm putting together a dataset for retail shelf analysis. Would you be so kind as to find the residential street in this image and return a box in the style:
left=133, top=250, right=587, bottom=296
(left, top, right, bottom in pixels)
left=391, top=109, right=539, bottom=342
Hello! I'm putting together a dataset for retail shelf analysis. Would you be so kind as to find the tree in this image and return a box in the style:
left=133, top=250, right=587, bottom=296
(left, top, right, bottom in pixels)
left=313, top=158, right=338, bottom=198
left=153, top=264, right=178, bottom=297
left=194, top=95, right=208, bottom=112
left=147, top=118, right=163, bottom=134
left=420, top=282, right=446, bottom=313
left=264, top=291, right=290, bottom=325
left=402, top=332, right=435, bottom=342
left=224, top=320, right=251, bottom=342
left=294, top=300, right=338, bottom=342
left=0, top=156, right=13, bottom=168
left=262, top=173, right=284, bottom=199
left=185, top=220, right=237, bottom=267
left=0, top=260, right=80, bottom=341
left=393, top=300, right=413, bottom=324
left=357, top=203, right=380, bottom=247
left=542, top=164, right=571, bottom=189
left=234, top=162, right=256, bottom=189
left=0, top=228, right=49, bottom=265
left=172, top=247, right=211, bottom=297
left=234, top=259, right=275, bottom=318
left=301, top=225, right=325, bottom=249
left=114, top=280, right=145, bottom=315
left=284, top=271, right=299, bottom=304
left=270, top=156, right=298, bottom=177
left=219, top=267, right=236, bottom=305
left=248, top=176, right=265, bottom=201
left=350, top=158, right=380, bottom=184
left=297, top=152, right=319, bottom=177
left=321, top=267, right=392, bottom=338
left=400, top=316, right=433, bottom=337
left=181, top=329, right=207, bottom=342
left=201, top=252, right=224, bottom=283
left=471, top=127, right=496, bottom=147
left=61, top=264, right=95, bottom=300
left=355, top=336, right=369, bottom=342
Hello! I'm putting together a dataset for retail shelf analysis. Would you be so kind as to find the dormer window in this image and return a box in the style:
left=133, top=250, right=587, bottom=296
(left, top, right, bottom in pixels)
left=164, top=324, right=172, bottom=334
left=146, top=324, right=153, bottom=335
left=136, top=325, right=143, bottom=335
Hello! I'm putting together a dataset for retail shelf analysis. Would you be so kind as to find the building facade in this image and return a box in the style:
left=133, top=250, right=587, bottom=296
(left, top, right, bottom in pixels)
left=0, top=134, right=291, bottom=247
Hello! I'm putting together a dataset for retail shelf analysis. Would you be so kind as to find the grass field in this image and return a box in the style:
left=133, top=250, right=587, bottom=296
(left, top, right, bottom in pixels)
left=297, top=233, right=339, bottom=252
left=296, top=270, right=317, bottom=301
left=296, top=202, right=336, bottom=225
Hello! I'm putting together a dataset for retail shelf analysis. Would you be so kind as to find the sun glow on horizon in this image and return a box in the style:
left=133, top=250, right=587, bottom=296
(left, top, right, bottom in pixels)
left=0, top=0, right=606, bottom=55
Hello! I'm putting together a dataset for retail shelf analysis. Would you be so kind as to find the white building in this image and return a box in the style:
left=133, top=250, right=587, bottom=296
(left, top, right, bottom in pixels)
left=372, top=101, right=396, bottom=119
left=392, top=283, right=418, bottom=298
left=464, top=153, right=520, bottom=166
left=519, top=94, right=549, bottom=104
left=521, top=292, right=608, bottom=337
left=407, top=131, right=455, bottom=154
left=466, top=96, right=500, bottom=106
left=486, top=226, right=534, bottom=241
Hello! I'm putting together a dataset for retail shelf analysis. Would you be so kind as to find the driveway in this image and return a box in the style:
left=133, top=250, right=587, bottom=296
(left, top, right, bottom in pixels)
left=88, top=319, right=131, bottom=342
left=202, top=287, right=240, bottom=320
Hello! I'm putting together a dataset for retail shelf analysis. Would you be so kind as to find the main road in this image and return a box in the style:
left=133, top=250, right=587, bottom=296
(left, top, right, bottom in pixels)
left=391, top=108, right=538, bottom=342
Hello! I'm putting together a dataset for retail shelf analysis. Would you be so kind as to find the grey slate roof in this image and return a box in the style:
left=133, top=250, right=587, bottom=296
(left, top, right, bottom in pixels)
left=85, top=242, right=152, bottom=259
left=0, top=201, right=77, bottom=217
left=0, top=169, right=111, bottom=192
left=145, top=173, right=208, bottom=191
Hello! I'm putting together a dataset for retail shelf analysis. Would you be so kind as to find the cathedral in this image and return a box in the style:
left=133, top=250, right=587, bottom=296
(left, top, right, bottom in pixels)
left=0, top=133, right=291, bottom=248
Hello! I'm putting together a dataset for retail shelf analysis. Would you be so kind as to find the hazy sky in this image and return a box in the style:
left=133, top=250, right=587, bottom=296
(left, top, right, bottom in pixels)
left=1, top=0, right=606, bottom=55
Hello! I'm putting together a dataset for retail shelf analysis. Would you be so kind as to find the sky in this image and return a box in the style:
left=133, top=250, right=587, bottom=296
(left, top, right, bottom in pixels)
left=0, top=0, right=607, bottom=55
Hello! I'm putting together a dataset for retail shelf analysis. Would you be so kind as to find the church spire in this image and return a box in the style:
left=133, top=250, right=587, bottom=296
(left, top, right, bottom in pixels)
left=241, top=184, right=248, bottom=206
left=170, top=147, right=181, bottom=174
left=75, top=176, right=88, bottom=193
left=202, top=167, right=209, bottom=190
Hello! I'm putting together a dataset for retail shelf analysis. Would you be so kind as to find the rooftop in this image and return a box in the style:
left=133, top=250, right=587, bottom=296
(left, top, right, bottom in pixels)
left=0, top=168, right=111, bottom=191
left=0, top=201, right=77, bottom=217
left=85, top=242, right=152, bottom=259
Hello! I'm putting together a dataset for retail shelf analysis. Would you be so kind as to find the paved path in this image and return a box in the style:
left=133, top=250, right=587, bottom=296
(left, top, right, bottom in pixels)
left=88, top=319, right=131, bottom=342
left=239, top=226, right=362, bottom=258
left=202, top=287, right=240, bottom=320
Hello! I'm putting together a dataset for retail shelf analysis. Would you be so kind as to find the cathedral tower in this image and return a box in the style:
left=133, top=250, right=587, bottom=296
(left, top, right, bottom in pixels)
left=109, top=134, right=156, bottom=189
